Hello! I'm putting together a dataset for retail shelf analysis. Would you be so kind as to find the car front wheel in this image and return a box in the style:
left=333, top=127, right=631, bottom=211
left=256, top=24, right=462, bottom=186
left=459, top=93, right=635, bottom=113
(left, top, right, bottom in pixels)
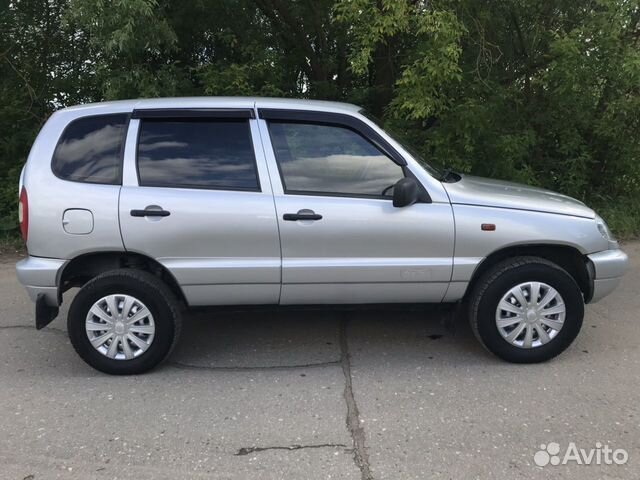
left=469, top=256, right=584, bottom=363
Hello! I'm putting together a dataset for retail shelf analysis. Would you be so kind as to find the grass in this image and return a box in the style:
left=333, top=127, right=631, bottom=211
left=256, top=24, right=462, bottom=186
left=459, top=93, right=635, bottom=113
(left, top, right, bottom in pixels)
left=595, top=202, right=640, bottom=241
left=0, top=230, right=25, bottom=257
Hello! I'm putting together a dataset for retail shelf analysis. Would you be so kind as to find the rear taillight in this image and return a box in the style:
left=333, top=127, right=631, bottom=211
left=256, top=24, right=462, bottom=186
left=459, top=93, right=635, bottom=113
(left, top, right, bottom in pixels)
left=19, top=187, right=28, bottom=243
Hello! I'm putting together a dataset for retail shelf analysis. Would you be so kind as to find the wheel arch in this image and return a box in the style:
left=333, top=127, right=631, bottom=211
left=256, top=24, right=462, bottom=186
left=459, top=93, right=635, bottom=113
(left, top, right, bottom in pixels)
left=466, top=244, right=593, bottom=303
left=58, top=251, right=187, bottom=306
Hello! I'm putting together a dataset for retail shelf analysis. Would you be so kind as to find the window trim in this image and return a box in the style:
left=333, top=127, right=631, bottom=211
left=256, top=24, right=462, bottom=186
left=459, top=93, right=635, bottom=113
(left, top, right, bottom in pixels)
left=261, top=111, right=431, bottom=202
left=51, top=113, right=130, bottom=186
left=132, top=108, right=255, bottom=120
left=135, top=117, right=262, bottom=193
left=259, top=109, right=407, bottom=167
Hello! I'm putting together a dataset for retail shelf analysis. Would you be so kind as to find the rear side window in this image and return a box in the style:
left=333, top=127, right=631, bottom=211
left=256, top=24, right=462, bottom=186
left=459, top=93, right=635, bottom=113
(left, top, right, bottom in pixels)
left=52, top=114, right=128, bottom=184
left=137, top=119, right=259, bottom=191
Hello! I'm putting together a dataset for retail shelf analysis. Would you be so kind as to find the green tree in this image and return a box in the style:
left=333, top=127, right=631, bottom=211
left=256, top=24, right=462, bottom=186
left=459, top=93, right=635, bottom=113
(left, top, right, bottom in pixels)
left=1, top=0, right=639, bottom=239
left=0, top=0, right=94, bottom=230
left=339, top=0, right=640, bottom=233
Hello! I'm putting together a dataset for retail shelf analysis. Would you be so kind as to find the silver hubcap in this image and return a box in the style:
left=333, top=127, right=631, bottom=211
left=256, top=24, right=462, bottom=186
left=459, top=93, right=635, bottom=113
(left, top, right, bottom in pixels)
left=495, top=282, right=566, bottom=349
left=85, top=294, right=155, bottom=360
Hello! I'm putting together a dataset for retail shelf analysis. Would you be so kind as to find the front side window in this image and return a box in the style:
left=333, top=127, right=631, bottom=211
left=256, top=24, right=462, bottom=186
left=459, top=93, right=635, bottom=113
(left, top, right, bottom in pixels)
left=52, top=114, right=128, bottom=184
left=359, top=109, right=444, bottom=179
left=137, top=119, right=259, bottom=190
left=268, top=122, right=404, bottom=197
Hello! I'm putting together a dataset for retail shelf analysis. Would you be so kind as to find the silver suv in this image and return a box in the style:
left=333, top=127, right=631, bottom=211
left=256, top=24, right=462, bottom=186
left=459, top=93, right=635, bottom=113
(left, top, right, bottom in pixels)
left=16, top=97, right=628, bottom=374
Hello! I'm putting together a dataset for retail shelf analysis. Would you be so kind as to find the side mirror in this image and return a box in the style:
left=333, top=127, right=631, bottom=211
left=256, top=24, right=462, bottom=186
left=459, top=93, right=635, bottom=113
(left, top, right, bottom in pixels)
left=392, top=177, right=419, bottom=208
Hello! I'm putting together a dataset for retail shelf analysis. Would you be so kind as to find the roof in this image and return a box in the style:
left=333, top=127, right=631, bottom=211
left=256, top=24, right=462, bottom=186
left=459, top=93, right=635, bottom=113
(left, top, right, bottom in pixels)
left=58, top=97, right=362, bottom=115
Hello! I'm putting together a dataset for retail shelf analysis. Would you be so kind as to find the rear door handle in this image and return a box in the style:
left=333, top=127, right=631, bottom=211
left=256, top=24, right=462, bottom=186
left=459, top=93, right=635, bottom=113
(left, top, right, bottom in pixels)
left=130, top=208, right=171, bottom=217
left=283, top=209, right=322, bottom=221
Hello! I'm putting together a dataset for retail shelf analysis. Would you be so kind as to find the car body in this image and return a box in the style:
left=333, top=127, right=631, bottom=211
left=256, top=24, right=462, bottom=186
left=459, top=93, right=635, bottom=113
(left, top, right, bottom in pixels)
left=16, top=97, right=629, bottom=373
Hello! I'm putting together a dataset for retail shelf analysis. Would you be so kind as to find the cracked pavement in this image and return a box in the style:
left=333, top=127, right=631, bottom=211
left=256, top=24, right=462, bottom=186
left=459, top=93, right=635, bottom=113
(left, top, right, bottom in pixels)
left=1, top=243, right=639, bottom=479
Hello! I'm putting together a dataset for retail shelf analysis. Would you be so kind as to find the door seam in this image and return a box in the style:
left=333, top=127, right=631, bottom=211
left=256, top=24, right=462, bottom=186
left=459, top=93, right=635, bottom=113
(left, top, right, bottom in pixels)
left=254, top=101, right=284, bottom=303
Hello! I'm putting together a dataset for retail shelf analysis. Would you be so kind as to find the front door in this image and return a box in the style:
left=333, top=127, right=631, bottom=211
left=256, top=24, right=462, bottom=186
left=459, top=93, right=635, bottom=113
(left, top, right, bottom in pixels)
left=119, top=109, right=281, bottom=306
left=257, top=109, right=455, bottom=305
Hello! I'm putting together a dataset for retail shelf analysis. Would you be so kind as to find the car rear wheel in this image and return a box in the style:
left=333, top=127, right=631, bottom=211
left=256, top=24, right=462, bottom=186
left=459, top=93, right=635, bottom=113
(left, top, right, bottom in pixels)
left=469, top=256, right=584, bottom=363
left=68, top=269, right=181, bottom=374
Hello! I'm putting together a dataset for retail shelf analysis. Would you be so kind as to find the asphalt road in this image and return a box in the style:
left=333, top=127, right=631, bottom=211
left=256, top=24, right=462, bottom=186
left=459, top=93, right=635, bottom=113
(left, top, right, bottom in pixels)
left=1, top=244, right=639, bottom=480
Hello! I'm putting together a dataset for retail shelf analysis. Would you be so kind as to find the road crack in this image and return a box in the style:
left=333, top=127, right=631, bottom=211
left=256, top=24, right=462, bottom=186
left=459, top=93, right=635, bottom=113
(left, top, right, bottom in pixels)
left=340, top=317, right=373, bottom=480
left=235, top=443, right=348, bottom=456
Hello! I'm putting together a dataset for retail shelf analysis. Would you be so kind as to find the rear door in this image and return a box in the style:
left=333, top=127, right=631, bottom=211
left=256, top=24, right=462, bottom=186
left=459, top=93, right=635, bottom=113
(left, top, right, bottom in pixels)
left=119, top=108, right=281, bottom=306
left=257, top=108, right=455, bottom=305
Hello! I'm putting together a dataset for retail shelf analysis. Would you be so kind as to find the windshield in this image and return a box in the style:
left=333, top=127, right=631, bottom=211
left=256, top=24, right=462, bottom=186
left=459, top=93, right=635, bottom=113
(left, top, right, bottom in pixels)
left=359, top=109, right=444, bottom=178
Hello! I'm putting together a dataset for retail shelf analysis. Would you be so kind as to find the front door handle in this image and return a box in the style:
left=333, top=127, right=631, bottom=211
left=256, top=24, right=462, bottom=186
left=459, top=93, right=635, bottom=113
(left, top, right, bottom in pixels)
left=283, top=209, right=323, bottom=221
left=130, top=208, right=171, bottom=217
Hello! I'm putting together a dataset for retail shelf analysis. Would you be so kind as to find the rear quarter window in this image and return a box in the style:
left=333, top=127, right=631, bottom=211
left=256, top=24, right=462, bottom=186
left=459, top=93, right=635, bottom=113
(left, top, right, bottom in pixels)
left=52, top=114, right=128, bottom=185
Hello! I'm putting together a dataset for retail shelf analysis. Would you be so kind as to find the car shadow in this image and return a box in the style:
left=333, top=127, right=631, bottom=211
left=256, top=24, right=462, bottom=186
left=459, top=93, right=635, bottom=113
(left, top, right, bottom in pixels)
left=167, top=305, right=489, bottom=370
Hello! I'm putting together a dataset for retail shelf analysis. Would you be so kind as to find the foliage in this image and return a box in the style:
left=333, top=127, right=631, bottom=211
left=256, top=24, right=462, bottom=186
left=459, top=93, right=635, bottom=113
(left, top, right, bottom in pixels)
left=1, top=0, right=639, bottom=237
left=0, top=0, right=93, bottom=233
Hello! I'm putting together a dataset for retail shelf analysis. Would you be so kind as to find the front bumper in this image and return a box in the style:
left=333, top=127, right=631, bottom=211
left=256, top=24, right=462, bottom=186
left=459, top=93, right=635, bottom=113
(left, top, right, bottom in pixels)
left=587, top=249, right=629, bottom=303
left=16, top=256, right=66, bottom=306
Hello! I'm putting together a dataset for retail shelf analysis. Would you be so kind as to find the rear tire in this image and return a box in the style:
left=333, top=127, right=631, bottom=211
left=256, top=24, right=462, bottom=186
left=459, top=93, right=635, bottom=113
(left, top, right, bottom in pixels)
left=469, top=256, right=584, bottom=363
left=68, top=269, right=182, bottom=374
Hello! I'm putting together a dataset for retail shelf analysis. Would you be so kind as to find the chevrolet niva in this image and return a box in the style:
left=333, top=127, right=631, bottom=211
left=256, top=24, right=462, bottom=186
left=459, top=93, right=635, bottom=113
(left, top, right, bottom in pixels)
left=16, top=98, right=628, bottom=374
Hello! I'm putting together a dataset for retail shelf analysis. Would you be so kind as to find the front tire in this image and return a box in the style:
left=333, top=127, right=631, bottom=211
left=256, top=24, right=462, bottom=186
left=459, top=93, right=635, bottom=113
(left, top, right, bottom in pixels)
left=469, top=256, right=584, bottom=363
left=68, top=269, right=182, bottom=374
